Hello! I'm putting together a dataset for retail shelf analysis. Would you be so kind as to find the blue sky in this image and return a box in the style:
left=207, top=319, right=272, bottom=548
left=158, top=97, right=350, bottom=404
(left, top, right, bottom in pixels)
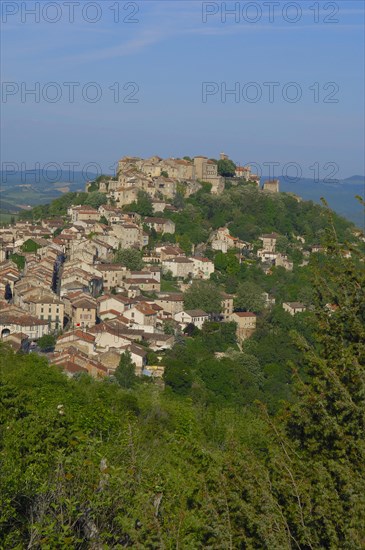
left=1, top=0, right=364, bottom=178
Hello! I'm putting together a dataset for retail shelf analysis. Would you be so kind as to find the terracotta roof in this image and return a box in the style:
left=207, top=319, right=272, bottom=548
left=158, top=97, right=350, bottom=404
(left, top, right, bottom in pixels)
left=58, top=361, right=88, bottom=374
left=184, top=309, right=208, bottom=317
left=144, top=217, right=171, bottom=224
left=58, top=330, right=95, bottom=343
left=192, top=256, right=213, bottom=263
left=156, top=293, right=184, bottom=301
left=96, top=264, right=126, bottom=271
left=72, top=299, right=97, bottom=309
left=164, top=257, right=192, bottom=264
left=135, top=304, right=157, bottom=316
left=125, top=278, right=159, bottom=284
left=284, top=302, right=306, bottom=309
left=99, top=309, right=120, bottom=317
left=0, top=313, right=49, bottom=326
left=97, top=294, right=130, bottom=304
left=129, top=344, right=147, bottom=357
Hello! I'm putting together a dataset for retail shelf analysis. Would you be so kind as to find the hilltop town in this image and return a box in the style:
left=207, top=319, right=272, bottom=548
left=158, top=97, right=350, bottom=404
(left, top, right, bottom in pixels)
left=0, top=153, right=363, bottom=381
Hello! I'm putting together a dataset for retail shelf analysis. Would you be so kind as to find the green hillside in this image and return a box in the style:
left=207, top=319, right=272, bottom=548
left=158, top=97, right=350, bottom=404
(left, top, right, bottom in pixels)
left=1, top=216, right=364, bottom=547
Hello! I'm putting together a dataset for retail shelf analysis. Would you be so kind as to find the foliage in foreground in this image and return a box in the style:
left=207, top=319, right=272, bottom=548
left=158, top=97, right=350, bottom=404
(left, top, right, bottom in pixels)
left=1, top=226, right=364, bottom=548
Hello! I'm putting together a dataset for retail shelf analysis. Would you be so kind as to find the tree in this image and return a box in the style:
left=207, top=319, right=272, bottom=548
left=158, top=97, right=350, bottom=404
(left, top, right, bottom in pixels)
left=201, top=321, right=237, bottom=351
left=172, top=192, right=185, bottom=210
left=235, top=281, right=265, bottom=313
left=217, top=159, right=236, bottom=177
left=87, top=181, right=99, bottom=193
left=163, top=320, right=176, bottom=335
left=99, top=215, right=108, bottom=225
left=37, top=334, right=56, bottom=351
left=21, top=239, right=41, bottom=253
left=267, top=219, right=365, bottom=547
left=132, top=190, right=153, bottom=217
left=214, top=250, right=240, bottom=275
left=163, top=360, right=193, bottom=395
left=10, top=254, right=25, bottom=271
left=114, top=248, right=144, bottom=270
left=84, top=192, right=107, bottom=209
left=161, top=171, right=169, bottom=178
left=114, top=351, right=137, bottom=388
left=275, top=235, right=290, bottom=254
left=183, top=281, right=222, bottom=314
left=183, top=323, right=200, bottom=337
left=95, top=174, right=112, bottom=185
left=176, top=234, right=192, bottom=255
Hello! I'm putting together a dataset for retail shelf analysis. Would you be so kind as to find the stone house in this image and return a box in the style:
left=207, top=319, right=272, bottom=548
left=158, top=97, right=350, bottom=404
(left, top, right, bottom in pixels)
left=193, top=156, right=224, bottom=194
left=221, top=293, right=234, bottom=320
left=69, top=205, right=100, bottom=223
left=97, top=294, right=133, bottom=317
left=23, top=291, right=64, bottom=330
left=151, top=200, right=167, bottom=213
left=283, top=302, right=306, bottom=315
left=123, top=277, right=161, bottom=293
left=51, top=347, right=108, bottom=378
left=96, top=264, right=128, bottom=290
left=56, top=330, right=96, bottom=356
left=153, top=178, right=177, bottom=199
left=144, top=218, right=176, bottom=235
left=157, top=245, right=185, bottom=261
left=110, top=186, right=139, bottom=207
left=259, top=233, right=279, bottom=253
left=275, top=254, right=293, bottom=271
left=0, top=311, right=49, bottom=339
left=124, top=303, right=158, bottom=327
left=229, top=312, right=256, bottom=342
left=162, top=257, right=194, bottom=279
left=235, top=165, right=251, bottom=179
left=174, top=309, right=209, bottom=330
left=127, top=343, right=148, bottom=375
left=88, top=323, right=132, bottom=351
left=111, top=223, right=143, bottom=249
left=63, top=294, right=97, bottom=328
left=262, top=179, right=280, bottom=193
left=211, top=227, right=239, bottom=253
left=190, top=256, right=215, bottom=279
left=155, top=292, right=184, bottom=316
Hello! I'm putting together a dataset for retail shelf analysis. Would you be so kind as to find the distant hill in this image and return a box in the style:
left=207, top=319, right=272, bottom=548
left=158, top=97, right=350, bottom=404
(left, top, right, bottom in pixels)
left=0, top=169, right=98, bottom=188
left=0, top=170, right=99, bottom=211
left=266, top=176, right=364, bottom=228
left=0, top=169, right=363, bottom=227
left=342, top=175, right=365, bottom=184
